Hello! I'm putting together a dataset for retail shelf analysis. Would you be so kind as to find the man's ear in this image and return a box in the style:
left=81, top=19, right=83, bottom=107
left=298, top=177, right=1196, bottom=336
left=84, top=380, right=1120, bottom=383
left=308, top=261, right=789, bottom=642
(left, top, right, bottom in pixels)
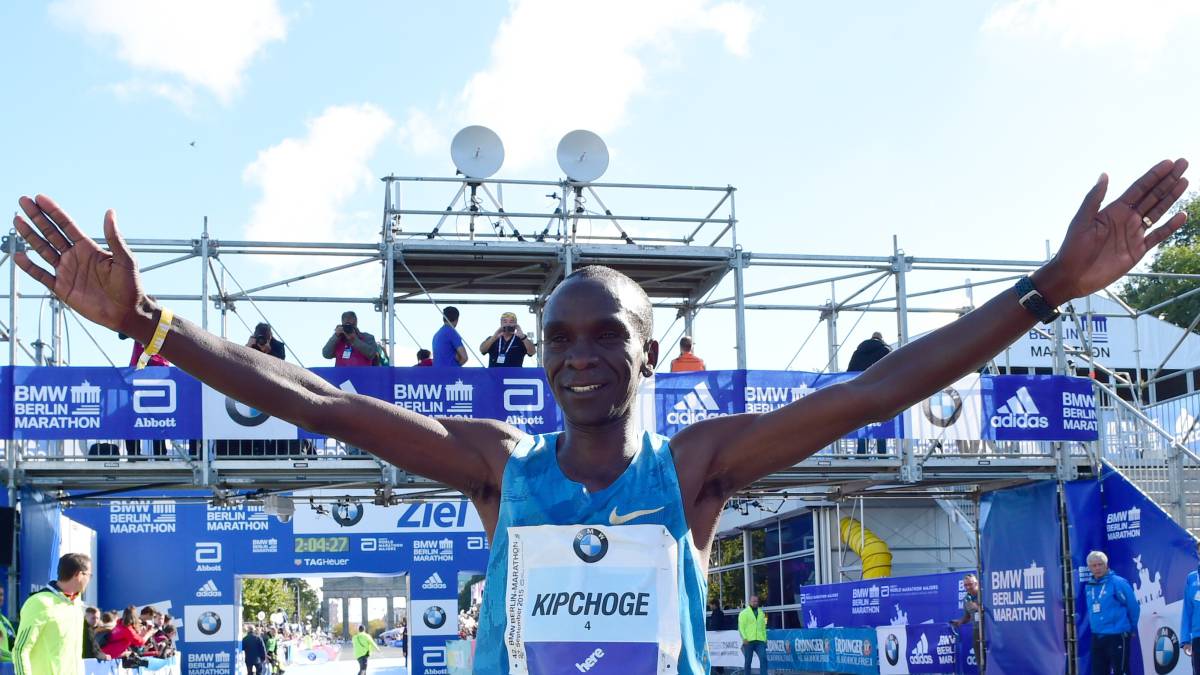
left=642, top=339, right=659, bottom=376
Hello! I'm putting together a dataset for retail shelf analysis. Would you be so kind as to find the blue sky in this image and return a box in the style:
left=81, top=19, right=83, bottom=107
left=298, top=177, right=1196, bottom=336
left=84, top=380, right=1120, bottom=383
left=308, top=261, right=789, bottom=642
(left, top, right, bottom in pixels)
left=3, top=0, right=1198, bottom=370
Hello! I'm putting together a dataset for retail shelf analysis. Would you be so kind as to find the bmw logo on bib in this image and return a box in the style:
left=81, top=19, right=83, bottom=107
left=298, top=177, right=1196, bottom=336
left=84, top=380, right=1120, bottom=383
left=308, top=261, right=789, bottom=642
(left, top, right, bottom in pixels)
left=1154, top=626, right=1180, bottom=674
left=885, top=633, right=900, bottom=666
left=573, top=527, right=609, bottom=563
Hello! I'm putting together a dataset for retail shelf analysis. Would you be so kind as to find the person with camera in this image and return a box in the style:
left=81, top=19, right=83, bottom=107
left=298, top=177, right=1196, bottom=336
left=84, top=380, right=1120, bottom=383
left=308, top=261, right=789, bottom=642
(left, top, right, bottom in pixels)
left=322, top=311, right=381, bottom=366
left=247, top=322, right=286, bottom=360
left=100, top=605, right=155, bottom=665
left=480, top=312, right=535, bottom=368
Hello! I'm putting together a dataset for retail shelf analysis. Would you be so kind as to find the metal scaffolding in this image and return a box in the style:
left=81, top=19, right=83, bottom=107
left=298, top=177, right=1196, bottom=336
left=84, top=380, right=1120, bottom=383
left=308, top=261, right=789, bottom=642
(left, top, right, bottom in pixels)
left=2, top=174, right=1198, bottom=507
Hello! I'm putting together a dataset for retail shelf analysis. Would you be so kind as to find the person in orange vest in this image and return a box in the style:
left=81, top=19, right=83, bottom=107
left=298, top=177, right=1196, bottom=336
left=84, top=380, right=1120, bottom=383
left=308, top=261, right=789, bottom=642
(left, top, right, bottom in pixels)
left=669, top=336, right=706, bottom=372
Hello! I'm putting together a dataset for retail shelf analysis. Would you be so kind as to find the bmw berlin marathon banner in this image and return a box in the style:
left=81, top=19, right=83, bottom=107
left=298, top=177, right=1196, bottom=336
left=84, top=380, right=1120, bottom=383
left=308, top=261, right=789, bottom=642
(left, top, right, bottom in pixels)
left=875, top=624, right=978, bottom=675
left=1065, top=466, right=1200, bottom=675
left=61, top=494, right=490, bottom=675
left=799, top=572, right=966, bottom=628
left=980, top=481, right=1066, bottom=675
left=0, top=366, right=1094, bottom=442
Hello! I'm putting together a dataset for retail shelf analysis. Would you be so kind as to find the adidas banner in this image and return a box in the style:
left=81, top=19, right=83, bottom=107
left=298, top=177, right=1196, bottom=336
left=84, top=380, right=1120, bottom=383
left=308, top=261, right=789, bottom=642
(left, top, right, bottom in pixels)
left=0, top=367, right=1095, bottom=441
left=875, top=624, right=976, bottom=675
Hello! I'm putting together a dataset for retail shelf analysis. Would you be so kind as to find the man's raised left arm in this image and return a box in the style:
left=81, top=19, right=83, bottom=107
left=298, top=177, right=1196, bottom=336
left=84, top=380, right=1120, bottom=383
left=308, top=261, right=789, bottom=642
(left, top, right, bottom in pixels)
left=679, top=159, right=1189, bottom=498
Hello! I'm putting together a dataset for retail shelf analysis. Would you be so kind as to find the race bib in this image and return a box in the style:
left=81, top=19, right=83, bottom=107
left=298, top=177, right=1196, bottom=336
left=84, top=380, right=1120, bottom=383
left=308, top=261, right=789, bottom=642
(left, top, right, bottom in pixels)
left=505, top=523, right=680, bottom=674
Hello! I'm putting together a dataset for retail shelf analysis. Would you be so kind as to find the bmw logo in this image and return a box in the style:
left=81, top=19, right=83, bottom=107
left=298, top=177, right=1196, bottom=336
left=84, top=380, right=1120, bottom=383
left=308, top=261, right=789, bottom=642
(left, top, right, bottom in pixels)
left=423, top=605, right=447, bottom=630
left=885, top=633, right=900, bottom=666
left=196, top=611, right=222, bottom=636
left=573, top=527, right=609, bottom=564
left=922, top=388, right=963, bottom=427
left=1154, top=626, right=1180, bottom=674
left=225, top=397, right=271, bottom=426
left=333, top=503, right=364, bottom=527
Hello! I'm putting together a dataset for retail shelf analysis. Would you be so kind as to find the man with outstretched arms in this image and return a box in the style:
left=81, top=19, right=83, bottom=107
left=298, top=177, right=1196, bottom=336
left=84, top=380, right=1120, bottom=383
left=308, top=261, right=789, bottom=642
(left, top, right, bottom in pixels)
left=11, top=158, right=1190, bottom=674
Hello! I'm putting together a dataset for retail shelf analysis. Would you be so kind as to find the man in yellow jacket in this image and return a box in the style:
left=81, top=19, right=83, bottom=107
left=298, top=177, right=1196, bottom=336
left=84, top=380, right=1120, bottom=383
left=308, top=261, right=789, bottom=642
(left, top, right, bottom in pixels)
left=14, top=553, right=90, bottom=675
left=353, top=623, right=377, bottom=675
left=738, top=595, right=768, bottom=675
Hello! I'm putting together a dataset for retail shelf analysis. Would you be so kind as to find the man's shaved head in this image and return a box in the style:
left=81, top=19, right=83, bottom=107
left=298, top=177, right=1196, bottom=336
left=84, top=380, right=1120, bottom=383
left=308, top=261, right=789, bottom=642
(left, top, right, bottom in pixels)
left=556, top=266, right=653, bottom=342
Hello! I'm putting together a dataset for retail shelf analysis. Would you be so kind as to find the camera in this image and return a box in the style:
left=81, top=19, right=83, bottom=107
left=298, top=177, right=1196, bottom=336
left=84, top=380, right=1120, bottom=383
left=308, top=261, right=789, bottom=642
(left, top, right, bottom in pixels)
left=122, top=656, right=150, bottom=669
left=255, top=333, right=269, bottom=346
left=342, top=323, right=355, bottom=334
left=503, top=325, right=516, bottom=334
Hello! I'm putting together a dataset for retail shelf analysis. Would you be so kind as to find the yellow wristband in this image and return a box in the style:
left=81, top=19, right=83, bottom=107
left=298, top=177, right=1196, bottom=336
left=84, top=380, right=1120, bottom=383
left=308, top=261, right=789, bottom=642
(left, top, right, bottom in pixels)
left=135, top=308, right=174, bottom=370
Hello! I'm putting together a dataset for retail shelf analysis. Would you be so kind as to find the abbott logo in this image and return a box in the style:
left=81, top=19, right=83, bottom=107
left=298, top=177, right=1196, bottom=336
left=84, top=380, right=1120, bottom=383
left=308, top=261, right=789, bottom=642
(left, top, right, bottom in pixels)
left=503, top=379, right=545, bottom=412
left=133, top=379, right=177, bottom=414
left=423, top=646, right=447, bottom=667
left=195, top=542, right=222, bottom=571
left=991, top=386, right=1049, bottom=429
left=666, top=381, right=726, bottom=425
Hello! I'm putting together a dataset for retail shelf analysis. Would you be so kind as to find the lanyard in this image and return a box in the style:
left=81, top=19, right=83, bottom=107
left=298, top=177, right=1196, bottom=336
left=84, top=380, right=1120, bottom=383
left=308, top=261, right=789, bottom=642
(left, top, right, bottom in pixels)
left=498, top=335, right=516, bottom=356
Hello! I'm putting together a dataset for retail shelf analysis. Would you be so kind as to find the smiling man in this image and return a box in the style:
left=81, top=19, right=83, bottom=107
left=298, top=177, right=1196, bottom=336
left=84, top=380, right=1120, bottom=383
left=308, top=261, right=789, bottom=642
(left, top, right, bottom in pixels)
left=10, top=158, right=1190, bottom=674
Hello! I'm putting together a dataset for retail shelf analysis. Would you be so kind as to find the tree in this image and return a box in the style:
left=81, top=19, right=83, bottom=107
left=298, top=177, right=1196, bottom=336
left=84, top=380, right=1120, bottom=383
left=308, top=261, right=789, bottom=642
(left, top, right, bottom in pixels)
left=283, top=578, right=321, bottom=626
left=242, top=578, right=293, bottom=622
left=1121, top=192, right=1200, bottom=330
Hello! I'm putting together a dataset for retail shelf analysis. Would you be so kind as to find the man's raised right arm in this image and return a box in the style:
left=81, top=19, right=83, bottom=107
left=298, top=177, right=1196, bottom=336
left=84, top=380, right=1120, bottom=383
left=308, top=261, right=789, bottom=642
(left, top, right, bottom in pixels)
left=12, top=195, right=517, bottom=497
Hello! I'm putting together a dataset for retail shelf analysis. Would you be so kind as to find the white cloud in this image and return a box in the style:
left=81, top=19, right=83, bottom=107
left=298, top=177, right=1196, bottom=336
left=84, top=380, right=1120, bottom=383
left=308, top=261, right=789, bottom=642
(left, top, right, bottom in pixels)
left=49, top=0, right=286, bottom=103
left=242, top=104, right=395, bottom=245
left=983, top=0, right=1200, bottom=61
left=397, top=0, right=757, bottom=169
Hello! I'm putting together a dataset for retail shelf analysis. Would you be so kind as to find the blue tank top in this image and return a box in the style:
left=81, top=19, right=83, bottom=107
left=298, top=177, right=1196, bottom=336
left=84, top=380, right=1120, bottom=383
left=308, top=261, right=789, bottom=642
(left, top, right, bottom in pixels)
left=474, top=431, right=709, bottom=674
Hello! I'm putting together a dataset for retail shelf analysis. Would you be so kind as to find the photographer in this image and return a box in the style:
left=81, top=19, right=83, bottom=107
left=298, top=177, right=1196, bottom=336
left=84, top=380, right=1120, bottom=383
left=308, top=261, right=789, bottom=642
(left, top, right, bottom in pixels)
left=479, top=312, right=534, bottom=368
left=247, top=323, right=286, bottom=360
left=322, top=311, right=381, bottom=367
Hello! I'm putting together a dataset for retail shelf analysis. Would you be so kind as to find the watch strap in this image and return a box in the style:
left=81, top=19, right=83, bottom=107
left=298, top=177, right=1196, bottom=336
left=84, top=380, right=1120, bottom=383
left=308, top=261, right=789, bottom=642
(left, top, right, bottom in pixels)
left=1015, top=276, right=1060, bottom=325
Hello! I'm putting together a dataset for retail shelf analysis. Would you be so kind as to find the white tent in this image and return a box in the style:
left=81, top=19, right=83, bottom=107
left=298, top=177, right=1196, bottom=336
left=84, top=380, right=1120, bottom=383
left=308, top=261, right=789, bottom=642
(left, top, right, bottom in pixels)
left=995, top=294, right=1200, bottom=371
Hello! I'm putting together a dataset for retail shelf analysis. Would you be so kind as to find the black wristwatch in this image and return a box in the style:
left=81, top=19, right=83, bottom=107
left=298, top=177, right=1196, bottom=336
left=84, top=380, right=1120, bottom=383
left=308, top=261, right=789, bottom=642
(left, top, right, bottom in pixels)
left=1014, top=276, right=1060, bottom=324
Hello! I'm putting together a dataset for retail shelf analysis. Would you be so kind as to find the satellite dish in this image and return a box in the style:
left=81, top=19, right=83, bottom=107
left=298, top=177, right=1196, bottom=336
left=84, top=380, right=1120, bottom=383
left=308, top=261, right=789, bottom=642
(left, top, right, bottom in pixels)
left=557, top=130, right=609, bottom=183
left=450, top=126, right=505, bottom=179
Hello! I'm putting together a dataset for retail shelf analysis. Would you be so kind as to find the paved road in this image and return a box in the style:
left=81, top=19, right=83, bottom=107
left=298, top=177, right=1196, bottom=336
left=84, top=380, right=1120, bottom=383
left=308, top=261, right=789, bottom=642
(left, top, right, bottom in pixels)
left=280, top=643, right=409, bottom=674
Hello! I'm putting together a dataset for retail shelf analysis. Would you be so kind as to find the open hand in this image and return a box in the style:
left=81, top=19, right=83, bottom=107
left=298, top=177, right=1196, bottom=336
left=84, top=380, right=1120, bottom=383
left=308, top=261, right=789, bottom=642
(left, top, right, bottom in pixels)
left=1043, top=159, right=1188, bottom=303
left=13, top=195, right=145, bottom=335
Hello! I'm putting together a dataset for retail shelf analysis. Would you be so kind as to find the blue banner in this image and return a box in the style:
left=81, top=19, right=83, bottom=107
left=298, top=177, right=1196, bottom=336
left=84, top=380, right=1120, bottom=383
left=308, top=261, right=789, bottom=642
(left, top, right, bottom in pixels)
left=771, top=627, right=878, bottom=674
left=984, top=375, right=1097, bottom=442
left=876, top=624, right=977, bottom=675
left=1065, top=465, right=1198, bottom=675
left=18, top=488, right=61, bottom=597
left=63, top=490, right=490, bottom=675
left=799, top=571, right=965, bottom=628
left=980, top=481, right=1065, bottom=675
left=0, top=367, right=1099, bottom=441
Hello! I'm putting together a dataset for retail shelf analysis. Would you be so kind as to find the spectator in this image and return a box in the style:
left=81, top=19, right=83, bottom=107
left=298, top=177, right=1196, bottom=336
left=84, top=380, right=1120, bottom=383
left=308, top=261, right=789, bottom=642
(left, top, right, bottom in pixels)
left=94, top=612, right=116, bottom=648
left=353, top=624, right=377, bottom=675
left=480, top=312, right=535, bottom=368
left=100, top=605, right=154, bottom=660
left=432, top=306, right=467, bottom=367
left=0, top=585, right=13, bottom=663
left=738, top=595, right=768, bottom=675
left=264, top=627, right=282, bottom=674
left=247, top=322, right=286, bottom=360
left=1084, top=550, right=1139, bottom=675
left=1181, top=539, right=1200, bottom=670
left=14, top=552, right=91, bottom=675
left=322, top=311, right=381, bottom=367
left=669, top=336, right=706, bottom=372
left=847, top=332, right=892, bottom=455
left=242, top=624, right=267, bottom=675
left=415, top=349, right=433, bottom=367
left=82, top=606, right=109, bottom=661
left=147, top=624, right=175, bottom=659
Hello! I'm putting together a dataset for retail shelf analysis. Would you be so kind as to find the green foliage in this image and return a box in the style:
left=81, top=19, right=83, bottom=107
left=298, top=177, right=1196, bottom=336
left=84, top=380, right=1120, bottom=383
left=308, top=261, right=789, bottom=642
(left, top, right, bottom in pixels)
left=1120, top=193, right=1200, bottom=330
left=241, top=578, right=293, bottom=621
